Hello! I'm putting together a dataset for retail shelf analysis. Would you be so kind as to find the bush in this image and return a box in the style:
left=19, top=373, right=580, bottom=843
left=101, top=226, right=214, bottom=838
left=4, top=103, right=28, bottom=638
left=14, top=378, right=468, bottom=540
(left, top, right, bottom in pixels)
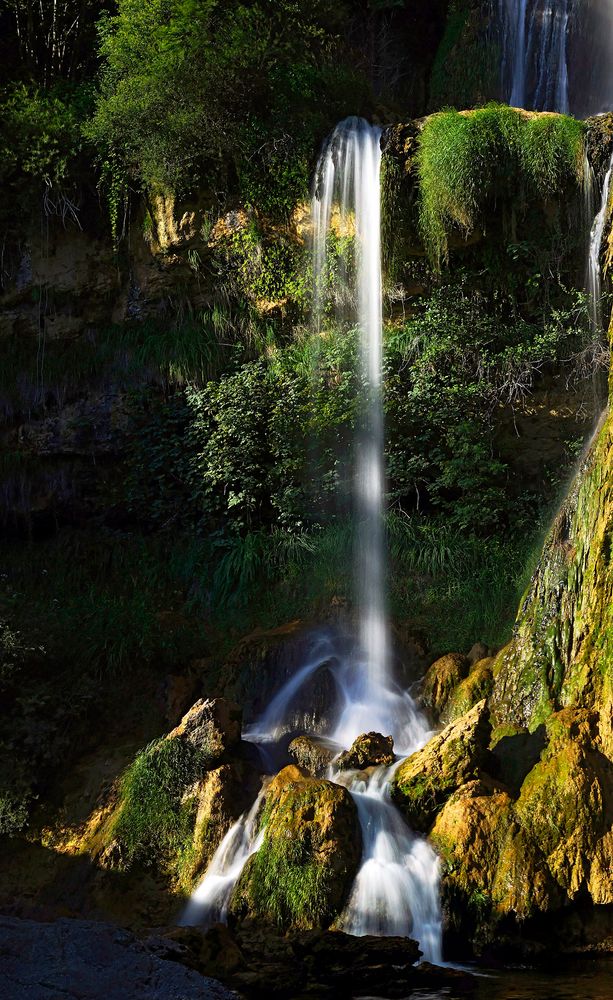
left=417, top=105, right=585, bottom=264
left=87, top=0, right=368, bottom=224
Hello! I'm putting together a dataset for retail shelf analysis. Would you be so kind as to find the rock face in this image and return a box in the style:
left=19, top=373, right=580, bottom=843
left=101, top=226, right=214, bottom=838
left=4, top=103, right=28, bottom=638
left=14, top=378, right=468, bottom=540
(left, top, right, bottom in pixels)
left=168, top=698, right=242, bottom=762
left=231, top=767, right=361, bottom=929
left=288, top=736, right=334, bottom=777
left=336, top=731, right=395, bottom=771
left=0, top=915, right=236, bottom=1000
left=489, top=408, right=613, bottom=748
left=392, top=700, right=491, bottom=832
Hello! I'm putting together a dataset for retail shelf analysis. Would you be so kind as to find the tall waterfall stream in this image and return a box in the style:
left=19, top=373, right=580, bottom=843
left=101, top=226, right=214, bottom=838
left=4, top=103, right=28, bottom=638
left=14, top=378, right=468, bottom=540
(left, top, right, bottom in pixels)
left=180, top=118, right=443, bottom=963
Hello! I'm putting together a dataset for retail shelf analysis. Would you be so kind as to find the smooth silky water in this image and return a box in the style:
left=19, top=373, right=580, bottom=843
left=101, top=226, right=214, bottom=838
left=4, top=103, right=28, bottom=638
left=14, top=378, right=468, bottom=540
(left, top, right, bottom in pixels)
left=180, top=118, right=443, bottom=964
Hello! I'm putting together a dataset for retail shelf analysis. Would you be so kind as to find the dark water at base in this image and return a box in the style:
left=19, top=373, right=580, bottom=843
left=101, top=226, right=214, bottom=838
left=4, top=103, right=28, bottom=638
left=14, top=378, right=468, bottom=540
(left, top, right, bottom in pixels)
left=366, top=957, right=612, bottom=1000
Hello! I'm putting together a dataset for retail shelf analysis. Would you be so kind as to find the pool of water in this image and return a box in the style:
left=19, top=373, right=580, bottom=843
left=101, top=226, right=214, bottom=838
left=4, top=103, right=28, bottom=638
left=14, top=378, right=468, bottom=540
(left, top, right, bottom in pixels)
left=399, top=957, right=612, bottom=1000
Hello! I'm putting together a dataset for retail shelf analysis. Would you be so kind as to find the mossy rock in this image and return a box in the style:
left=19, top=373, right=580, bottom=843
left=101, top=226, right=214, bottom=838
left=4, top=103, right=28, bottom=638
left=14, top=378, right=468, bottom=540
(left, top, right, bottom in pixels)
left=336, top=732, right=394, bottom=771
left=490, top=410, right=613, bottom=741
left=391, top=699, right=492, bottom=832
left=441, top=657, right=494, bottom=724
left=231, top=770, right=361, bottom=930
left=514, top=709, right=613, bottom=900
left=421, top=652, right=470, bottom=720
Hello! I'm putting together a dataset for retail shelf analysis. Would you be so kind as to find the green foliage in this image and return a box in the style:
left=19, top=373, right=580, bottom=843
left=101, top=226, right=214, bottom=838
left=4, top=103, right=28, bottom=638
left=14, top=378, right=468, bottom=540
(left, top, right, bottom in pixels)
left=0, top=82, right=90, bottom=228
left=111, top=736, right=208, bottom=873
left=213, top=216, right=309, bottom=310
left=417, top=105, right=586, bottom=264
left=123, top=330, right=357, bottom=534
left=385, top=277, right=592, bottom=530
left=242, top=832, right=330, bottom=928
left=428, top=0, right=499, bottom=113
left=87, top=0, right=367, bottom=223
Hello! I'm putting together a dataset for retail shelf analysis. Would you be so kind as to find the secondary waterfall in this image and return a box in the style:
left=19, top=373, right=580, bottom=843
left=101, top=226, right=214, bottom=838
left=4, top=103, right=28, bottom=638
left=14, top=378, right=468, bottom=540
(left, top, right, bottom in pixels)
left=587, top=154, right=613, bottom=333
left=180, top=118, right=443, bottom=964
left=499, top=0, right=571, bottom=112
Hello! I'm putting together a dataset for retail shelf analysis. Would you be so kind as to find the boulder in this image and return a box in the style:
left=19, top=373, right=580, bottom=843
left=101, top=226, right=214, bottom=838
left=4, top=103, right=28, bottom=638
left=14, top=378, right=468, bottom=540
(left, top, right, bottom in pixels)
left=336, top=731, right=395, bottom=771
left=391, top=700, right=492, bottom=831
left=288, top=736, right=334, bottom=777
left=429, top=707, right=613, bottom=950
left=420, top=653, right=470, bottom=719
left=441, top=658, right=494, bottom=724
left=188, top=761, right=261, bottom=882
left=168, top=698, right=242, bottom=763
left=467, top=642, right=491, bottom=665
left=170, top=923, right=458, bottom=999
left=231, top=771, right=361, bottom=930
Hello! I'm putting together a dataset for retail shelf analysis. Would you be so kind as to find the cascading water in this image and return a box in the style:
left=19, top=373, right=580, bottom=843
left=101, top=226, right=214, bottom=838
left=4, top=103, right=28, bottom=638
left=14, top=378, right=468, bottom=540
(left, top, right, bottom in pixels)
left=587, top=154, right=613, bottom=334
left=499, top=0, right=572, bottom=112
left=180, top=118, right=443, bottom=963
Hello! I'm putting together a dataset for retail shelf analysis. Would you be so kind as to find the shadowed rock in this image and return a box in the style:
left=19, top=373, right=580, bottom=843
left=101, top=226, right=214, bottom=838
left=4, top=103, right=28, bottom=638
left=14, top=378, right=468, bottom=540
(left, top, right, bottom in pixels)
left=336, top=731, right=395, bottom=771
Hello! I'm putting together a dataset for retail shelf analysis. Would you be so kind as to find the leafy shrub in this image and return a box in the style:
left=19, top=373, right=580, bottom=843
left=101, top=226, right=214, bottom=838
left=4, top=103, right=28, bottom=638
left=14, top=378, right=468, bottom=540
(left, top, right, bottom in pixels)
left=87, top=0, right=368, bottom=223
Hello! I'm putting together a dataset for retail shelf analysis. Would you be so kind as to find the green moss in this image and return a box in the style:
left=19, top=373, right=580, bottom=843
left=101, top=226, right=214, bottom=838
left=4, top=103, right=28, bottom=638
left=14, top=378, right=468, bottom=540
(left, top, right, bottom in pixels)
left=417, top=105, right=586, bottom=265
left=239, top=834, right=331, bottom=929
left=110, top=736, right=209, bottom=879
left=233, top=777, right=360, bottom=929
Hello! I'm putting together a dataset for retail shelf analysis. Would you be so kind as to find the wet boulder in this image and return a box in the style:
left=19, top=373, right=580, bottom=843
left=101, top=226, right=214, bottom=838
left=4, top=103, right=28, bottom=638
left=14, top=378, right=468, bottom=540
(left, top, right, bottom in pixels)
left=420, top=653, right=470, bottom=719
left=441, top=658, right=494, bottom=724
left=230, top=770, right=361, bottom=930
left=168, top=698, right=242, bottom=763
left=187, top=760, right=262, bottom=883
left=391, top=700, right=492, bottom=832
left=336, top=731, right=395, bottom=771
left=288, top=736, right=334, bottom=777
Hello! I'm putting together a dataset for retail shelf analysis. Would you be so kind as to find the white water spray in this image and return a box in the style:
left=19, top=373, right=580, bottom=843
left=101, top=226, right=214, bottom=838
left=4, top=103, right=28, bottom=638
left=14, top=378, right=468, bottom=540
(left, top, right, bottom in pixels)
left=178, top=783, right=268, bottom=928
left=181, top=119, right=443, bottom=963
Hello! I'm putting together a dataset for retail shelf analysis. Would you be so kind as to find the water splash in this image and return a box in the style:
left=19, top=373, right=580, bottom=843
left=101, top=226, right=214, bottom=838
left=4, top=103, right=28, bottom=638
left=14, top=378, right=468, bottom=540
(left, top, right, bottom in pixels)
left=335, top=765, right=442, bottom=960
left=178, top=783, right=268, bottom=928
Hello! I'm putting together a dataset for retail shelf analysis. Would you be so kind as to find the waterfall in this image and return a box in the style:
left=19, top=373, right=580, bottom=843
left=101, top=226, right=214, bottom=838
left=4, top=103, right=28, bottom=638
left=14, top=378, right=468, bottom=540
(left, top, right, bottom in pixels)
left=587, top=155, right=613, bottom=334
left=181, top=118, right=443, bottom=964
left=499, top=0, right=571, bottom=112
left=312, top=117, right=391, bottom=718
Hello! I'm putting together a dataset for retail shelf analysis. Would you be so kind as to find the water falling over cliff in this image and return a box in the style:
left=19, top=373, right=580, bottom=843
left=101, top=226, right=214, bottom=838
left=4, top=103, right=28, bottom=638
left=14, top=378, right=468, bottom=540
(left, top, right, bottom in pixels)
left=498, top=0, right=613, bottom=116
left=180, top=118, right=443, bottom=962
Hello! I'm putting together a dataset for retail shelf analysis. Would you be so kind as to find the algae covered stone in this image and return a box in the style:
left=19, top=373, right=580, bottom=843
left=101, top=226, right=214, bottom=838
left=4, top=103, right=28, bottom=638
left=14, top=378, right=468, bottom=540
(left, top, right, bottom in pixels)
left=231, top=769, right=361, bottom=930
left=442, top=658, right=494, bottom=724
left=421, top=652, right=470, bottom=719
left=391, top=699, right=491, bottom=832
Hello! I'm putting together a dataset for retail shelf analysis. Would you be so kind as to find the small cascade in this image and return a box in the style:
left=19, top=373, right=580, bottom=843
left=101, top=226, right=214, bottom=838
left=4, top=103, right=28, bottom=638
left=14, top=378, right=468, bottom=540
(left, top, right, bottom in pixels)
left=179, top=783, right=269, bottom=928
left=499, top=0, right=571, bottom=112
left=335, top=766, right=442, bottom=960
left=181, top=118, right=443, bottom=964
left=587, top=154, right=613, bottom=334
